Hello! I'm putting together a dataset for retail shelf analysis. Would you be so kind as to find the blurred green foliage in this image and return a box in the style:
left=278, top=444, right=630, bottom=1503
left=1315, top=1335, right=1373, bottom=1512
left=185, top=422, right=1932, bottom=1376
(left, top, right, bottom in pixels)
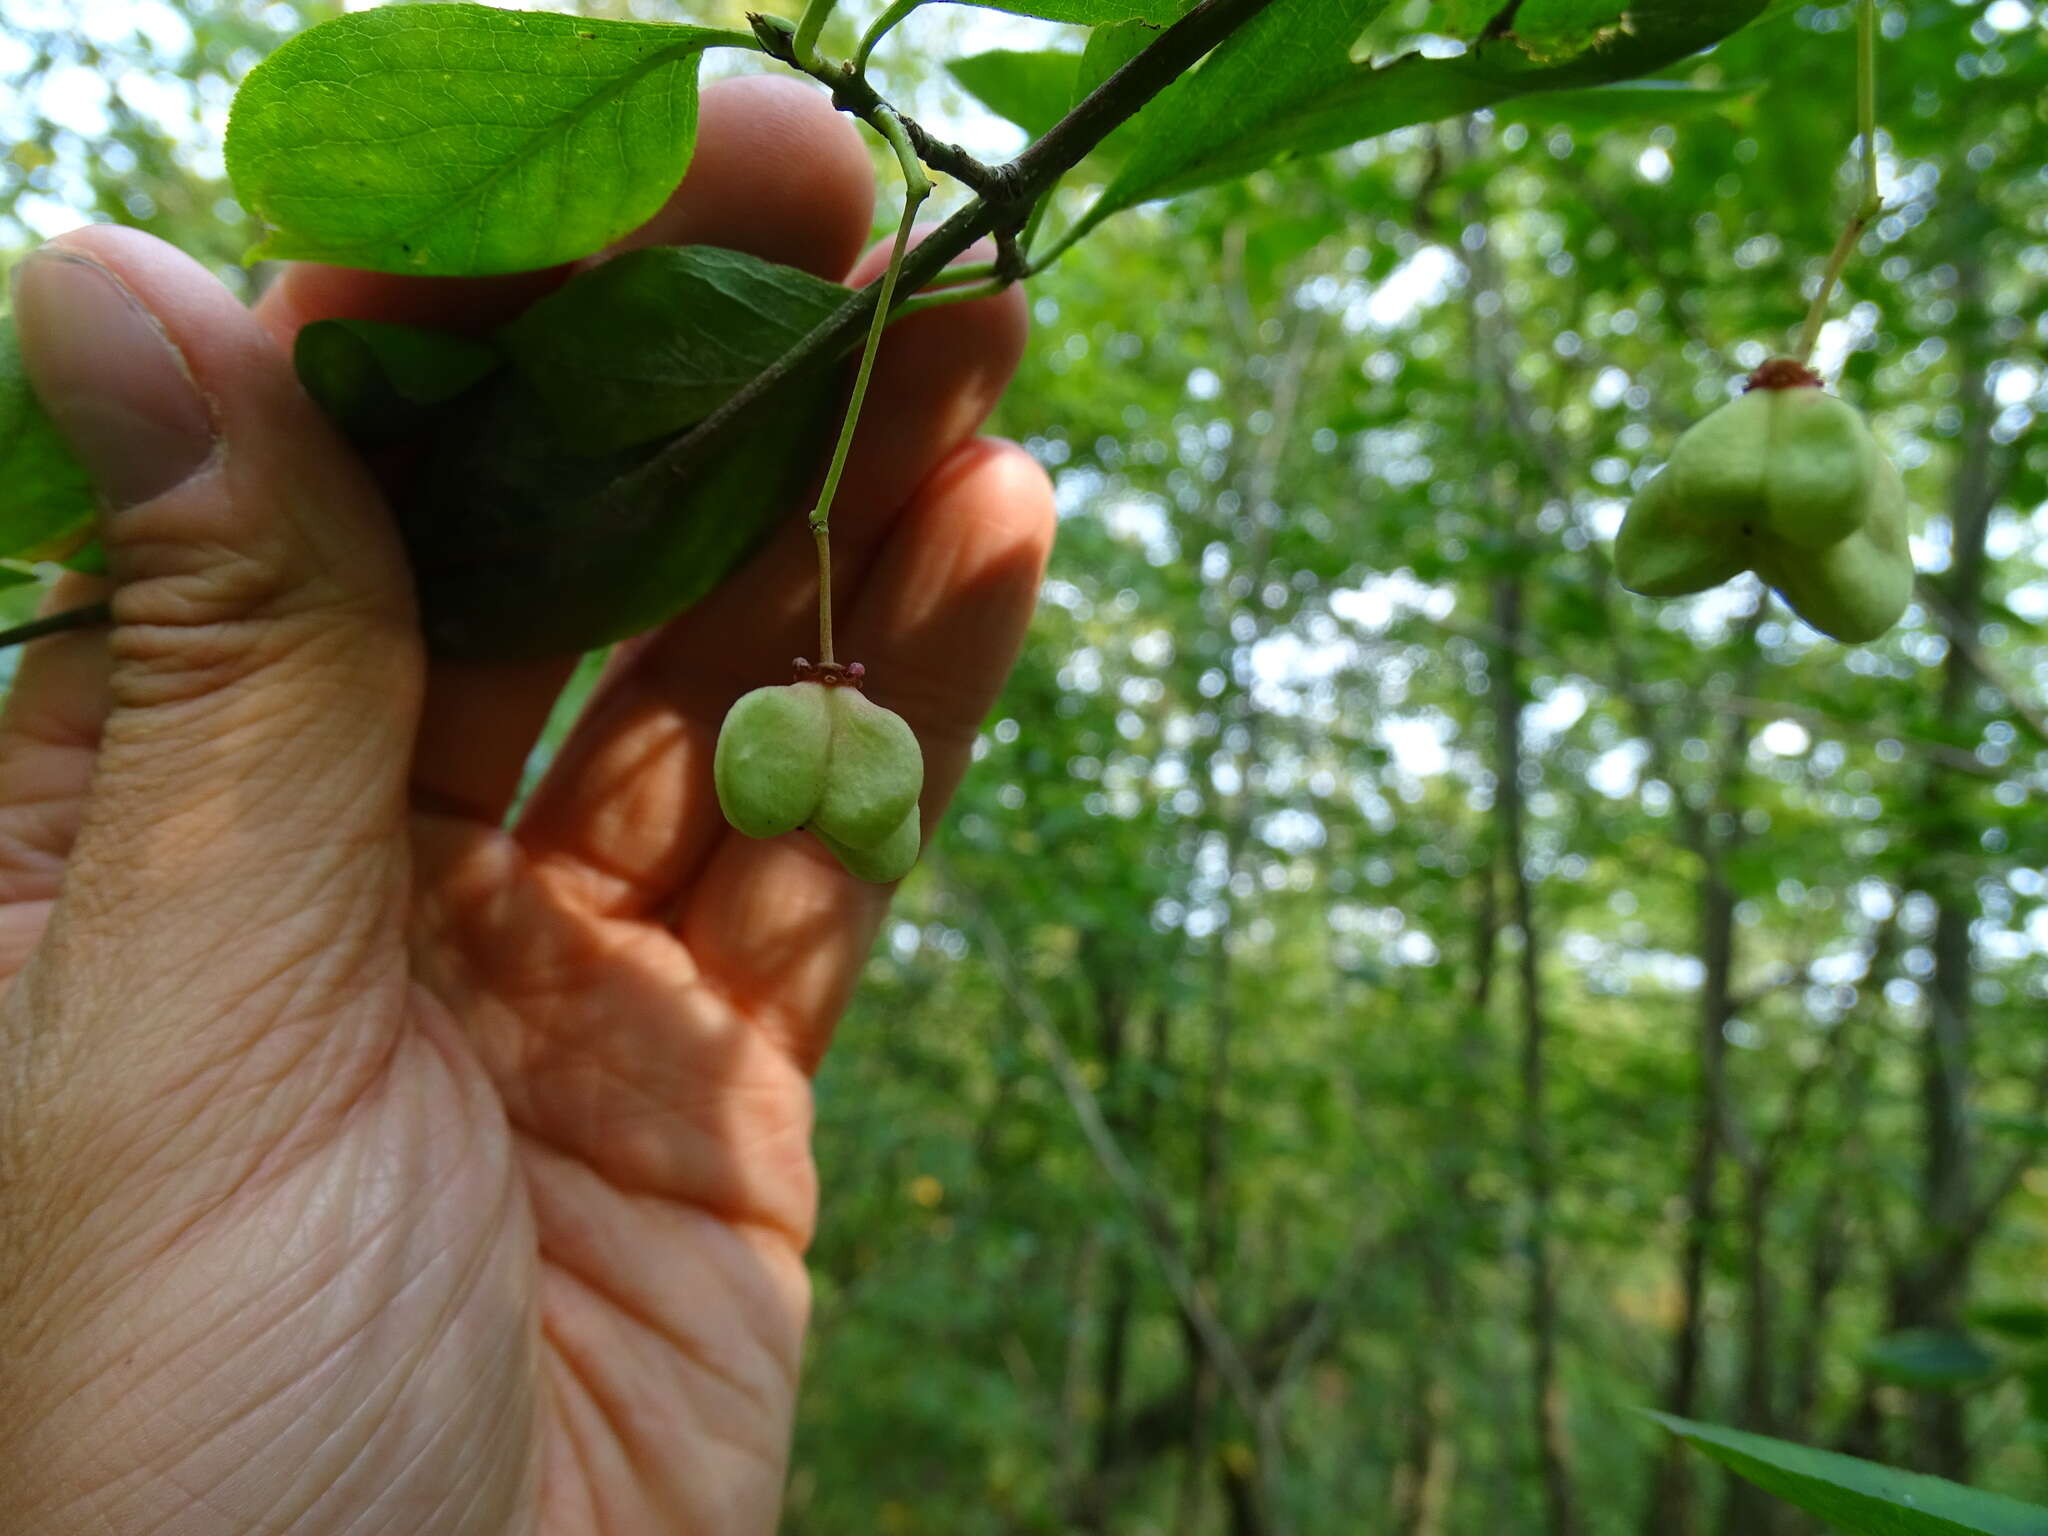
left=6, top=1, right=2047, bottom=1532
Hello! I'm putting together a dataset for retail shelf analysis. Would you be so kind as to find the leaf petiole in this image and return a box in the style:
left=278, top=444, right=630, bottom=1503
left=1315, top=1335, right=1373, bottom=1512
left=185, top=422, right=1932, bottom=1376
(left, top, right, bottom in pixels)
left=896, top=275, right=1012, bottom=320
left=853, top=0, right=924, bottom=71
left=807, top=108, right=931, bottom=664
left=1793, top=0, right=1882, bottom=366
left=791, top=0, right=836, bottom=68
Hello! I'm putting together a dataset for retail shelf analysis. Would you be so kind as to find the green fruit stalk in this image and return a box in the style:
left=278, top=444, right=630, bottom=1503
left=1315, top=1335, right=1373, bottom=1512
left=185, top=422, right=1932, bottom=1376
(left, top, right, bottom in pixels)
left=714, top=659, right=925, bottom=884
left=1615, top=359, right=1913, bottom=643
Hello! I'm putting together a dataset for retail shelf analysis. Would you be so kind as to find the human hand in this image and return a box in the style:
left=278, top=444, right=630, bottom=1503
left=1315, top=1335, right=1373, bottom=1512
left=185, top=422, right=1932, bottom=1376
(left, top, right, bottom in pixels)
left=0, top=78, right=1051, bottom=1535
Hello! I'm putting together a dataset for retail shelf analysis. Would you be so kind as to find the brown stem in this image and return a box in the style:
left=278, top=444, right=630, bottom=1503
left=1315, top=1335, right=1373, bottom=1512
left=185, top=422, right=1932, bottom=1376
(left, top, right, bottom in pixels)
left=0, top=599, right=111, bottom=650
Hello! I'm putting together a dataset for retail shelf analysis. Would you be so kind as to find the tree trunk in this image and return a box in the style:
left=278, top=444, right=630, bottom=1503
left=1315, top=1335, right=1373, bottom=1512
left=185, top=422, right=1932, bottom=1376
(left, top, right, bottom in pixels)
left=1719, top=1160, right=1781, bottom=1536
left=1896, top=225, right=1997, bottom=1482
left=1393, top=1371, right=1457, bottom=1536
left=1491, top=573, right=1581, bottom=1536
left=1642, top=826, right=1740, bottom=1536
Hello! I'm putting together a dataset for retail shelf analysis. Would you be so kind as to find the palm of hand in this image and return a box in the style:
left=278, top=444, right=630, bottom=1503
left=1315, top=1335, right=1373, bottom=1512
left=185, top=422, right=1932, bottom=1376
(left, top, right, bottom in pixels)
left=0, top=80, right=1049, bottom=1536
left=334, top=808, right=832, bottom=1536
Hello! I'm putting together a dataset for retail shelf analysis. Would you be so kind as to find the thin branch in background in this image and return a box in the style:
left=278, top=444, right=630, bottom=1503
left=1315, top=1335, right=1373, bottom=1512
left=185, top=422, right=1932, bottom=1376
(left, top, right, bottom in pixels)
left=1912, top=574, right=2048, bottom=751
left=938, top=868, right=1270, bottom=1433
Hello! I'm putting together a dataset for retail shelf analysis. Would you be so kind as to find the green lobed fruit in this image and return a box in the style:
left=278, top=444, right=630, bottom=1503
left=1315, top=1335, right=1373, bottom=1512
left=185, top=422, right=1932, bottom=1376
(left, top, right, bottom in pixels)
left=713, top=682, right=832, bottom=838
left=1615, top=359, right=1914, bottom=643
left=812, top=685, right=924, bottom=849
left=814, top=806, right=922, bottom=885
left=712, top=664, right=926, bottom=884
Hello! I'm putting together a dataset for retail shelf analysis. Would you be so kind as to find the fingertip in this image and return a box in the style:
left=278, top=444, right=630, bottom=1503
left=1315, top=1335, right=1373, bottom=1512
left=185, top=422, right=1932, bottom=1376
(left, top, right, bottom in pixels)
left=605, top=74, right=876, bottom=280
left=844, top=436, right=1053, bottom=769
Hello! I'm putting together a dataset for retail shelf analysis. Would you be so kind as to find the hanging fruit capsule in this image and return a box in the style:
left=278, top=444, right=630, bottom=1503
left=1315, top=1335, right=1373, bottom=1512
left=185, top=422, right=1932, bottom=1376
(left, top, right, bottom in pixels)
left=713, top=659, right=926, bottom=883
left=1615, top=358, right=1913, bottom=643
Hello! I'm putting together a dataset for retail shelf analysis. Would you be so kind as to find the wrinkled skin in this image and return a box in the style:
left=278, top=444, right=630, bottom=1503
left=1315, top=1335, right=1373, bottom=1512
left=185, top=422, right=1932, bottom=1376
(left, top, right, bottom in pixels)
left=0, top=78, right=1052, bottom=1535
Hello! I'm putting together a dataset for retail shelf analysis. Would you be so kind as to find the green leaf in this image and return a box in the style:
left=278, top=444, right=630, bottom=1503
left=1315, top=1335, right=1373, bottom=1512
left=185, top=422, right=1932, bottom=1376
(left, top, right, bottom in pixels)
left=1081, top=0, right=1396, bottom=238
left=947, top=7, right=1195, bottom=160
left=403, top=367, right=838, bottom=660
left=0, top=312, right=97, bottom=562
left=496, top=247, right=849, bottom=458
left=1073, top=0, right=1769, bottom=236
left=1969, top=1305, right=2048, bottom=1343
left=1077, top=17, right=1166, bottom=99
left=946, top=50, right=1083, bottom=142
left=1648, top=1412, right=2048, bottom=1536
left=1862, top=1329, right=2001, bottom=1391
left=1510, top=0, right=1644, bottom=62
left=294, top=319, right=502, bottom=444
left=1489, top=80, right=1755, bottom=130
left=226, top=5, right=740, bottom=276
left=393, top=246, right=855, bottom=658
left=1979, top=1111, right=2048, bottom=1147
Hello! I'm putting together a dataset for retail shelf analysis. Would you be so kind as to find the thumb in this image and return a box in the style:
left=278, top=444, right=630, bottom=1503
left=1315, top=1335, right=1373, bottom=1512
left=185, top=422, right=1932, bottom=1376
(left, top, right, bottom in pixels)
left=12, top=226, right=422, bottom=941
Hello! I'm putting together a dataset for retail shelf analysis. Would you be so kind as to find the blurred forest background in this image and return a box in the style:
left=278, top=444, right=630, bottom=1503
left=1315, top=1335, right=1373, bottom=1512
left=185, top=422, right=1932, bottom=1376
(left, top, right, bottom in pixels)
left=3, top=0, right=2046, bottom=1530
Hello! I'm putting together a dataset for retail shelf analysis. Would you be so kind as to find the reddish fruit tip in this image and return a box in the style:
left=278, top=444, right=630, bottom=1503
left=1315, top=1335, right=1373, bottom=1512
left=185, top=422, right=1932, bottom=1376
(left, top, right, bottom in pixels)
left=1744, top=357, right=1824, bottom=392
left=792, top=657, right=867, bottom=689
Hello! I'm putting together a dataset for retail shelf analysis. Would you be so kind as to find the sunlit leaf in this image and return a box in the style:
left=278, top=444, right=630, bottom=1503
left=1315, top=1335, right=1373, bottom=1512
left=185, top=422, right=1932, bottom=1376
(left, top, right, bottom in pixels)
left=1073, top=0, right=1770, bottom=237
left=946, top=49, right=1083, bottom=141
left=227, top=5, right=738, bottom=275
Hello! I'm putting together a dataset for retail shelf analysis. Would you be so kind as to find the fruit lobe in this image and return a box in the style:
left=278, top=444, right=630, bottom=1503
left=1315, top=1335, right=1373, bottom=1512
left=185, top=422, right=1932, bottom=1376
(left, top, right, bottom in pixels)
left=1615, top=361, right=1914, bottom=644
left=712, top=669, right=927, bottom=884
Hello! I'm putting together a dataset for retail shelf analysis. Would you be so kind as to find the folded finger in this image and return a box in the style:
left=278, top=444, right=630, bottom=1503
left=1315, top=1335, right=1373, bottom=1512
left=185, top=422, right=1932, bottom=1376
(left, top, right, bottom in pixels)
left=0, top=573, right=112, bottom=924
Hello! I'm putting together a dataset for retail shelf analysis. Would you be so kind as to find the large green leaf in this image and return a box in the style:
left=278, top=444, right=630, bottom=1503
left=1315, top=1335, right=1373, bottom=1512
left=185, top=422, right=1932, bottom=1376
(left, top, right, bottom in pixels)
left=1862, top=1329, right=2001, bottom=1391
left=1970, top=1304, right=2048, bottom=1343
left=386, top=246, right=853, bottom=658
left=0, top=313, right=96, bottom=562
left=1073, top=0, right=1769, bottom=236
left=1649, top=1413, right=2048, bottom=1536
left=946, top=50, right=1084, bottom=143
left=1489, top=80, right=1755, bottom=130
left=1078, top=0, right=1395, bottom=239
left=226, top=5, right=738, bottom=275
left=294, top=319, right=502, bottom=444
left=496, top=246, right=848, bottom=458
left=403, top=368, right=837, bottom=659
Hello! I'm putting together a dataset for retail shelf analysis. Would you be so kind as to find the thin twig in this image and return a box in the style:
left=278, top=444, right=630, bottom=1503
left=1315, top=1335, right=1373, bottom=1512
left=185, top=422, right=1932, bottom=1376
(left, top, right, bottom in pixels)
left=0, top=599, right=111, bottom=651
left=608, top=0, right=1281, bottom=515
left=939, top=868, right=1271, bottom=1436
left=1793, top=0, right=1882, bottom=364
left=807, top=107, right=929, bottom=663
left=1912, top=575, right=2048, bottom=750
